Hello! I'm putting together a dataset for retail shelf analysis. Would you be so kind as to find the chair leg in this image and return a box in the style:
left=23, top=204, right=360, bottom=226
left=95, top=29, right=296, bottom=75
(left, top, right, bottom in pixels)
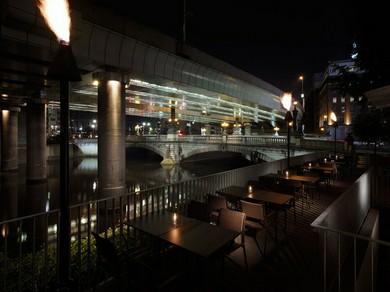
left=253, top=236, right=264, bottom=256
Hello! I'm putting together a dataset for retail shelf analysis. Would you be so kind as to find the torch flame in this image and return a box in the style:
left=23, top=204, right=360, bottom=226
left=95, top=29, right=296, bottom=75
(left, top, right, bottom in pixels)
left=37, top=0, right=71, bottom=43
left=330, top=112, right=337, bottom=122
left=281, top=93, right=292, bottom=111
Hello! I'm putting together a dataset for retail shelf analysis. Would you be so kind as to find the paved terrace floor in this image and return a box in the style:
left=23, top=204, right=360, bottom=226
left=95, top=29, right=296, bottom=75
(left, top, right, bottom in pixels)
left=96, top=166, right=375, bottom=292
left=196, top=167, right=367, bottom=292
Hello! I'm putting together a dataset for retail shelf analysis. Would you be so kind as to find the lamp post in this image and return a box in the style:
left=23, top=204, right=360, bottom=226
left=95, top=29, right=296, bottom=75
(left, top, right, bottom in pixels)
left=299, top=76, right=304, bottom=110
left=292, top=101, right=298, bottom=132
left=281, top=93, right=293, bottom=169
left=330, top=112, right=338, bottom=157
left=273, top=126, right=279, bottom=136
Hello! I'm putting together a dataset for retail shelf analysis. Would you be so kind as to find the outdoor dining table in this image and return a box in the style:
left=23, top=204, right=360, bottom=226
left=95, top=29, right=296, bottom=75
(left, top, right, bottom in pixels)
left=261, top=173, right=320, bottom=184
left=124, top=211, right=239, bottom=259
left=124, top=211, right=194, bottom=236
left=300, top=164, right=336, bottom=173
left=160, top=220, right=239, bottom=258
left=216, top=185, right=294, bottom=206
left=261, top=172, right=322, bottom=201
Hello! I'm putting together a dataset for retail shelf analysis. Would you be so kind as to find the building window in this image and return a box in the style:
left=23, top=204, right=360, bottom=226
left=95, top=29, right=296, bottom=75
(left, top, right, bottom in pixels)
left=341, top=97, right=345, bottom=103
left=350, top=97, right=355, bottom=102
left=333, top=97, right=337, bottom=103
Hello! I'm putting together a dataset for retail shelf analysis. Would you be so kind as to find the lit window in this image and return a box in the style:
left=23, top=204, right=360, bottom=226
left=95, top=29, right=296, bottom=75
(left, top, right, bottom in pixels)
left=333, top=97, right=337, bottom=103
left=350, top=97, right=355, bottom=102
left=341, top=97, right=345, bottom=103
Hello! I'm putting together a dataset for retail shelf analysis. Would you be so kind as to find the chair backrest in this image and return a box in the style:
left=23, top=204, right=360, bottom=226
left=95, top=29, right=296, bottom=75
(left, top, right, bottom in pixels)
left=218, top=208, right=246, bottom=235
left=239, top=200, right=265, bottom=221
left=91, top=231, right=121, bottom=278
left=187, top=200, right=211, bottom=222
left=207, top=193, right=228, bottom=211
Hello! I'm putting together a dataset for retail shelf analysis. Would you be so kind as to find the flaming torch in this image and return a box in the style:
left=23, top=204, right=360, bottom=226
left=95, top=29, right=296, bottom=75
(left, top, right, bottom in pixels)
left=37, top=0, right=81, bottom=289
left=281, top=93, right=293, bottom=169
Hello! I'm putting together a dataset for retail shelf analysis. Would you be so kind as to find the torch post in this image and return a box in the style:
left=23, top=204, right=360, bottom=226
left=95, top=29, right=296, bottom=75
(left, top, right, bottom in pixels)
left=284, top=111, right=293, bottom=169
left=47, top=43, right=81, bottom=290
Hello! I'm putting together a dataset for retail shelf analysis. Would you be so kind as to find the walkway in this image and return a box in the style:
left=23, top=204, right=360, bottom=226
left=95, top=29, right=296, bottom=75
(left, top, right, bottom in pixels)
left=193, top=167, right=365, bottom=292
left=95, top=166, right=365, bottom=292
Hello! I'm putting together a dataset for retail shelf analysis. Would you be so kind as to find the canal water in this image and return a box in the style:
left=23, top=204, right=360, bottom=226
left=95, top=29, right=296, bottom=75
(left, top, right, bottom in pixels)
left=0, top=148, right=254, bottom=221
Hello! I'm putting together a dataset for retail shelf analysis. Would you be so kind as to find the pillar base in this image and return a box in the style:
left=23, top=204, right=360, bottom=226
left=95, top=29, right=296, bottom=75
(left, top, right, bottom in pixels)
left=161, top=158, right=176, bottom=165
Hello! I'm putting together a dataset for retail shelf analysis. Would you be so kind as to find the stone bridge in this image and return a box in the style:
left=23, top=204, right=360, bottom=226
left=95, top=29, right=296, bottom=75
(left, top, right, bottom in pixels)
left=72, top=134, right=342, bottom=165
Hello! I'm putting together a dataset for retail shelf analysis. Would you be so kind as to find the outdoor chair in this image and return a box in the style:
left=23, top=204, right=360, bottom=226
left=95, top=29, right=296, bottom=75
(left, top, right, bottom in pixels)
left=271, top=182, right=299, bottom=230
left=207, top=193, right=228, bottom=224
left=239, top=200, right=277, bottom=256
left=92, top=231, right=188, bottom=291
left=187, top=200, right=211, bottom=222
left=218, top=208, right=248, bottom=272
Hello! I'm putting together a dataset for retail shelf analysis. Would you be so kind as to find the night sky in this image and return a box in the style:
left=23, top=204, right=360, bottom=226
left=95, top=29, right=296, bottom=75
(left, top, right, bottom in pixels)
left=96, top=0, right=366, bottom=97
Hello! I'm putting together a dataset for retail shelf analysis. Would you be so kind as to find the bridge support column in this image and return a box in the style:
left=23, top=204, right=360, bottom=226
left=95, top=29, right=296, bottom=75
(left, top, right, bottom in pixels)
left=26, top=99, right=47, bottom=182
left=1, top=107, right=20, bottom=171
left=161, top=143, right=181, bottom=165
left=93, top=71, right=128, bottom=202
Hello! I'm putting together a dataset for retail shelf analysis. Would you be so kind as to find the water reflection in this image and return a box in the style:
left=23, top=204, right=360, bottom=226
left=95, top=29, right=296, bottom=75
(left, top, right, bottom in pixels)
left=0, top=150, right=253, bottom=221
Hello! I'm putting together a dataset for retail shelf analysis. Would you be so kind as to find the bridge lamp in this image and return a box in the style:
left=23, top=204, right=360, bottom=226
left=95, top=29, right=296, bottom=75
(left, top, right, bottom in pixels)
left=281, top=93, right=293, bottom=169
left=273, top=126, right=279, bottom=136
left=221, top=122, right=229, bottom=134
left=330, top=112, right=338, bottom=157
left=135, top=124, right=140, bottom=135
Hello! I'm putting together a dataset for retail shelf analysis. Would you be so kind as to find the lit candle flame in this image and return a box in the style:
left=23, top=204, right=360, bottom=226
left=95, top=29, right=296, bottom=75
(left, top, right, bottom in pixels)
left=37, top=0, right=71, bottom=44
left=281, top=93, right=292, bottom=111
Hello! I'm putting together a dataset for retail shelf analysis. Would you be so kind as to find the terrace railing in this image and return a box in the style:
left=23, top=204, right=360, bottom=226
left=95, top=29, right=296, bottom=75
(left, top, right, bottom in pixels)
left=311, top=165, right=390, bottom=292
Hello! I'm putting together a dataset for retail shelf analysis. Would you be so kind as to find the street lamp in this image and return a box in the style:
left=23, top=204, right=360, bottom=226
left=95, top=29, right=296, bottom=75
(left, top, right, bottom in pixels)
left=282, top=93, right=293, bottom=169
left=299, top=76, right=304, bottom=110
left=330, top=112, right=338, bottom=157
left=292, top=101, right=298, bottom=132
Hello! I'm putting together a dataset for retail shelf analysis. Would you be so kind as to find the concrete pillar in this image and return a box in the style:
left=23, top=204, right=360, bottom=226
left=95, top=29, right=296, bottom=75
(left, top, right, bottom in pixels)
left=26, top=100, right=47, bottom=182
left=244, top=123, right=251, bottom=136
left=1, top=107, right=20, bottom=171
left=93, top=72, right=128, bottom=200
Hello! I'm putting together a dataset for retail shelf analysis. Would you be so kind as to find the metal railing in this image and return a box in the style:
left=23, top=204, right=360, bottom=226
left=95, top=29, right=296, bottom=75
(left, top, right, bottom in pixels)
left=311, top=165, right=390, bottom=292
left=5, top=150, right=388, bottom=291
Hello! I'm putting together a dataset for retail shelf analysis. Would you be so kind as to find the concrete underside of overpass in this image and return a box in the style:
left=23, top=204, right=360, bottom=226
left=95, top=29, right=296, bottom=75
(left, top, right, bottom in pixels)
left=1, top=0, right=295, bottom=130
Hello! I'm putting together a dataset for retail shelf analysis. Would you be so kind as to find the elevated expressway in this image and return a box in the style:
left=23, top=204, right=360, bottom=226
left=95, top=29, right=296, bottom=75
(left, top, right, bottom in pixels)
left=0, top=0, right=290, bottom=127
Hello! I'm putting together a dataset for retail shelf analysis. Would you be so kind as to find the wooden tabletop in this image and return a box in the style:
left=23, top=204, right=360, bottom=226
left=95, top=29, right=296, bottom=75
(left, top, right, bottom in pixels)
left=216, top=185, right=248, bottom=198
left=300, top=165, right=335, bottom=172
left=261, top=173, right=320, bottom=184
left=125, top=211, right=239, bottom=258
left=217, top=185, right=294, bottom=206
left=124, top=211, right=196, bottom=237
left=160, top=222, right=239, bottom=258
left=246, top=189, right=294, bottom=205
